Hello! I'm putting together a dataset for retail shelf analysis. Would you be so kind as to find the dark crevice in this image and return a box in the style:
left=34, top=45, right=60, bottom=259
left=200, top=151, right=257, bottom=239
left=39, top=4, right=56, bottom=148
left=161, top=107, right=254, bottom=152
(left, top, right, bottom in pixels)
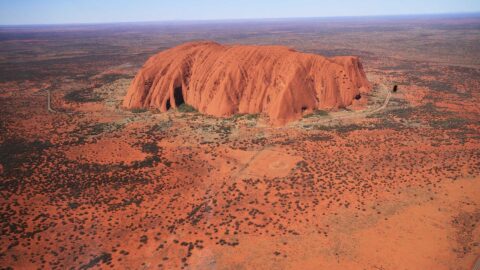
left=166, top=99, right=171, bottom=110
left=173, top=86, right=185, bottom=107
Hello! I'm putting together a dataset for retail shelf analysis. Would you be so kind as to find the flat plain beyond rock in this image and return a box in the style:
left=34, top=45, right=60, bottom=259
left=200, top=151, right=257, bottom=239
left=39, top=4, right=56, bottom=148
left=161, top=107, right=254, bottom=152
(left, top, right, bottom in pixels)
left=123, top=41, right=371, bottom=124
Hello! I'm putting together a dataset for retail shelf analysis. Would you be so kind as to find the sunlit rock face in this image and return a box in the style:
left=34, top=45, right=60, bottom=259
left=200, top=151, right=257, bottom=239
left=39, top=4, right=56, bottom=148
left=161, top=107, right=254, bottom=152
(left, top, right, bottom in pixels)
left=123, top=41, right=371, bottom=124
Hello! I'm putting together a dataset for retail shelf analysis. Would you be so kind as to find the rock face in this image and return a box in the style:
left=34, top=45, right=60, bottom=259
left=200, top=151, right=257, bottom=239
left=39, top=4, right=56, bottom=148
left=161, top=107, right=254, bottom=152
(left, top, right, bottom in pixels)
left=123, top=41, right=371, bottom=124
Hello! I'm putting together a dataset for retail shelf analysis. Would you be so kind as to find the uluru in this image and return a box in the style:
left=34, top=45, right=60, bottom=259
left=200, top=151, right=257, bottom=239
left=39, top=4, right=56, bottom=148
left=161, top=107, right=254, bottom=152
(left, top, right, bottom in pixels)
left=123, top=41, right=371, bottom=124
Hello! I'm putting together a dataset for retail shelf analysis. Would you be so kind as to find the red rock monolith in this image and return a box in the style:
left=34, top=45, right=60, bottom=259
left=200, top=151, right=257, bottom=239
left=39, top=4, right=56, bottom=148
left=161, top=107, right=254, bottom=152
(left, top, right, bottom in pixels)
left=123, top=41, right=371, bottom=124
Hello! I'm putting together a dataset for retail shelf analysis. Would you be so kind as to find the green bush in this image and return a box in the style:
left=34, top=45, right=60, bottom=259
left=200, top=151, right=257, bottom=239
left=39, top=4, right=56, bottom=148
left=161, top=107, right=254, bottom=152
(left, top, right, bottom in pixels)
left=177, top=103, right=197, bottom=113
left=64, top=88, right=103, bottom=103
left=131, top=108, right=148, bottom=113
left=303, top=110, right=329, bottom=118
left=230, top=113, right=259, bottom=120
left=430, top=118, right=468, bottom=129
left=245, top=114, right=260, bottom=120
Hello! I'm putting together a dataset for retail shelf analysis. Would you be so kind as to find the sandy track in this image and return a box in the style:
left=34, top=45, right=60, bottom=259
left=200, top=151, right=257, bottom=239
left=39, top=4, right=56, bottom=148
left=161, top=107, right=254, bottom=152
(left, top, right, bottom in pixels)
left=301, top=87, right=393, bottom=126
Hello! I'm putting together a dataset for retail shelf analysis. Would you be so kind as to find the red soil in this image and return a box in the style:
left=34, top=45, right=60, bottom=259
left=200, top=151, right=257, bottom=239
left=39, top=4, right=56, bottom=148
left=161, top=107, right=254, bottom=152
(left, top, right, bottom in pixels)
left=64, top=137, right=147, bottom=165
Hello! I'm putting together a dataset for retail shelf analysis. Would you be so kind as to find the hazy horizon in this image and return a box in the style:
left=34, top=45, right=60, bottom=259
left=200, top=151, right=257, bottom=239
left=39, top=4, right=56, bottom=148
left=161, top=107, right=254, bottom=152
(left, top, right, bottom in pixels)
left=1, top=12, right=480, bottom=28
left=1, top=0, right=479, bottom=26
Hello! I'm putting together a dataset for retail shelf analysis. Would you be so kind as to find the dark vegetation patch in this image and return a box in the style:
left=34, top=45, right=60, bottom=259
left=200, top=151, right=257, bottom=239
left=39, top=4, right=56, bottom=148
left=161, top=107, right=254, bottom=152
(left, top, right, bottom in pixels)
left=306, top=134, right=333, bottom=141
left=451, top=210, right=480, bottom=258
left=430, top=118, right=469, bottom=130
left=311, top=124, right=364, bottom=133
left=406, top=65, right=479, bottom=98
left=0, top=138, right=51, bottom=177
left=68, top=202, right=80, bottom=209
left=0, top=130, right=168, bottom=201
left=416, top=80, right=455, bottom=93
left=79, top=122, right=124, bottom=137
left=64, top=88, right=103, bottom=103
left=308, top=48, right=374, bottom=59
left=177, top=103, right=198, bottom=113
left=370, top=118, right=405, bottom=131
left=131, top=108, right=148, bottom=113
left=369, top=102, right=450, bottom=120
left=429, top=117, right=478, bottom=145
left=108, top=196, right=143, bottom=211
left=64, top=73, right=131, bottom=103
left=380, top=106, right=418, bottom=119
left=187, top=202, right=212, bottom=226
left=0, top=44, right=146, bottom=83
left=147, top=121, right=172, bottom=134
left=211, top=122, right=233, bottom=138
left=380, top=62, right=418, bottom=71
left=99, top=74, right=133, bottom=84
left=244, top=114, right=260, bottom=120
left=141, top=142, right=159, bottom=154
left=79, top=252, right=112, bottom=270
left=131, top=156, right=163, bottom=169
left=140, top=235, right=148, bottom=244
left=303, top=110, right=329, bottom=118
left=28, top=153, right=155, bottom=199
left=230, top=113, right=260, bottom=121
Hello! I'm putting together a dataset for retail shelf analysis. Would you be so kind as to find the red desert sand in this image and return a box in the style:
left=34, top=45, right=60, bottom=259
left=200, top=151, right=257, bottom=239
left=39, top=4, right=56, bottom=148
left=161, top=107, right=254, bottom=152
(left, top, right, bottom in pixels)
left=123, top=41, right=371, bottom=124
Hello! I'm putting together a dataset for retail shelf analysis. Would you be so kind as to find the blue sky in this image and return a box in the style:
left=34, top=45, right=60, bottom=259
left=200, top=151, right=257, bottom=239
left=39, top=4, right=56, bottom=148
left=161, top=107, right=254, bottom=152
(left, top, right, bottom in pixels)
left=0, top=0, right=479, bottom=25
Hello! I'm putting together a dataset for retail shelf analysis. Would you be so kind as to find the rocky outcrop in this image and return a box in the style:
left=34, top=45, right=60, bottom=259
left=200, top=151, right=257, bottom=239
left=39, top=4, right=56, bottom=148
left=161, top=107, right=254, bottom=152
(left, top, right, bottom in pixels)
left=123, top=41, right=371, bottom=124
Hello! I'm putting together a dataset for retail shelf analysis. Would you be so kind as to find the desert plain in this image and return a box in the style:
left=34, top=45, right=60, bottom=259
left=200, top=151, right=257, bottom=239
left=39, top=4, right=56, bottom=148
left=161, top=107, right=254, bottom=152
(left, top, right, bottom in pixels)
left=0, top=14, right=479, bottom=269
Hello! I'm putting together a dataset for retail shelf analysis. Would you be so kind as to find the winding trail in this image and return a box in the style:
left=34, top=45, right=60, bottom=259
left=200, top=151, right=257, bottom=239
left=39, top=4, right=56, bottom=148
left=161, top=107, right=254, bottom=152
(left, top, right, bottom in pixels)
left=370, top=90, right=392, bottom=114
left=46, top=90, right=57, bottom=113
left=301, top=88, right=392, bottom=126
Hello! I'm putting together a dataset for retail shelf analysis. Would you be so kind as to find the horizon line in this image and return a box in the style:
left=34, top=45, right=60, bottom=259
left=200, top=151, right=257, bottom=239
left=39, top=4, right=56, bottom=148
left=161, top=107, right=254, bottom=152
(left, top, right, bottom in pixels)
left=1, top=11, right=479, bottom=28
